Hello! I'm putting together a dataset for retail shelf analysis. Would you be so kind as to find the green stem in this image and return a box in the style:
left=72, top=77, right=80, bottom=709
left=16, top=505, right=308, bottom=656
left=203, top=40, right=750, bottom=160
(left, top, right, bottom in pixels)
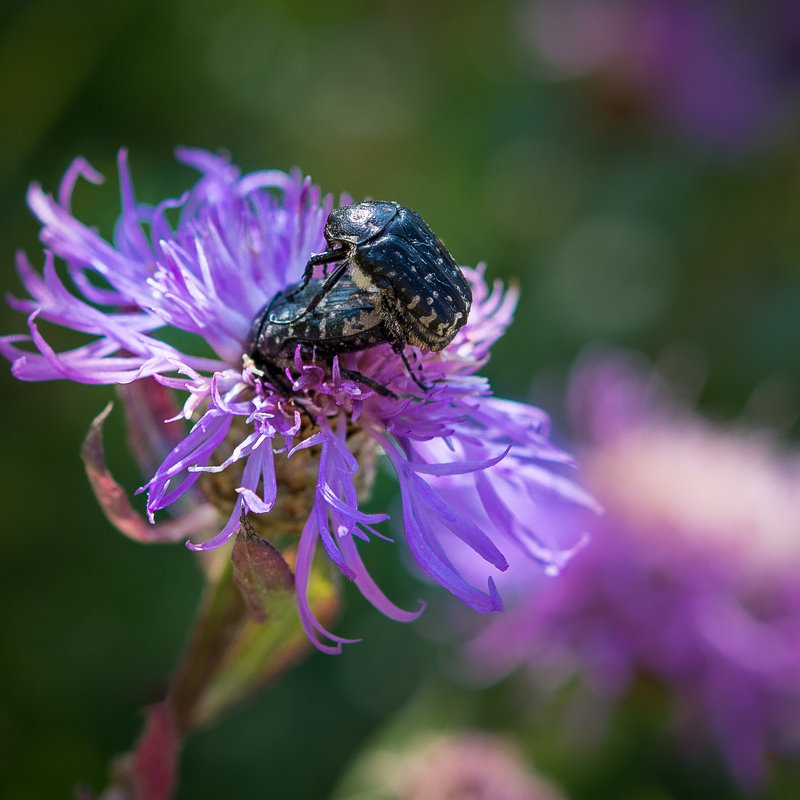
left=88, top=528, right=339, bottom=800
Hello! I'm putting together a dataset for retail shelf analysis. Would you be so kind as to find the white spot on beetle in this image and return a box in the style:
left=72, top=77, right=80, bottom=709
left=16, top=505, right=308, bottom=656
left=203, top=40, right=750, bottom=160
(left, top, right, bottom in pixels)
left=352, top=266, right=372, bottom=290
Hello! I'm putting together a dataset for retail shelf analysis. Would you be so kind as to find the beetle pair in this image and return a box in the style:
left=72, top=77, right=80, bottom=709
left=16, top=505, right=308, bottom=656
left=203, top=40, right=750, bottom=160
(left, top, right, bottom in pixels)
left=247, top=201, right=472, bottom=397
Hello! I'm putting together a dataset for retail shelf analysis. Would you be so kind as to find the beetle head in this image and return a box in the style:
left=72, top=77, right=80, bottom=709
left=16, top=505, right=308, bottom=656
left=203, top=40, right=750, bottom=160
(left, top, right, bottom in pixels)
left=325, top=201, right=399, bottom=246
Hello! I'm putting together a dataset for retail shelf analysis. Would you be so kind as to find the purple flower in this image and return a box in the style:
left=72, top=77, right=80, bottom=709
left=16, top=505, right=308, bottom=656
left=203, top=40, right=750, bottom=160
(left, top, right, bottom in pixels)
left=522, top=0, right=800, bottom=151
left=464, top=351, right=800, bottom=785
left=2, top=149, right=592, bottom=653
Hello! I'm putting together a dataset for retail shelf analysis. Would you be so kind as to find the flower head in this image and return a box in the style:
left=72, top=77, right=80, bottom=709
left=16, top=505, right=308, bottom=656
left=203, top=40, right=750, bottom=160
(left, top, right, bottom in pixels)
left=464, top=351, right=800, bottom=785
left=3, top=149, right=593, bottom=652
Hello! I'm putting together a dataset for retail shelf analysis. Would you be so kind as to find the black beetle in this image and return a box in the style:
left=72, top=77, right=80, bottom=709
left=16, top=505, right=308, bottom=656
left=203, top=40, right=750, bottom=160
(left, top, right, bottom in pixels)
left=289, top=201, right=472, bottom=352
left=248, top=274, right=413, bottom=397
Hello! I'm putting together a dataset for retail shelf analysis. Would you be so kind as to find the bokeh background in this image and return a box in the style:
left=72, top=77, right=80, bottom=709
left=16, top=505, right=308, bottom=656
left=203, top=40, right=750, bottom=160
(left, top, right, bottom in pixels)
left=2, top=1, right=800, bottom=798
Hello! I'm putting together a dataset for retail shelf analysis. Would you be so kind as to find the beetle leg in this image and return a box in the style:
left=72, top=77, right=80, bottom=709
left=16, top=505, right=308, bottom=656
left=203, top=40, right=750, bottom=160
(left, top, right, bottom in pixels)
left=339, top=368, right=397, bottom=399
left=287, top=260, right=351, bottom=322
left=254, top=359, right=294, bottom=397
left=286, top=248, right=346, bottom=298
left=395, top=345, right=432, bottom=392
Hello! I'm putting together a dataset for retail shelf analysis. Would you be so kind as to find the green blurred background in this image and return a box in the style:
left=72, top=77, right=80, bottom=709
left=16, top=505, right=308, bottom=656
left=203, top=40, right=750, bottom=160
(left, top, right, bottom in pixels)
left=1, top=1, right=800, bottom=797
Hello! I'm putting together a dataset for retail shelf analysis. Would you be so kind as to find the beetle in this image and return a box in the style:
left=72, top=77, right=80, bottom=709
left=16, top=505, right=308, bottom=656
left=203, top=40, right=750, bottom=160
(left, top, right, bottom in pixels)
left=247, top=274, right=427, bottom=397
left=288, top=201, right=472, bottom=352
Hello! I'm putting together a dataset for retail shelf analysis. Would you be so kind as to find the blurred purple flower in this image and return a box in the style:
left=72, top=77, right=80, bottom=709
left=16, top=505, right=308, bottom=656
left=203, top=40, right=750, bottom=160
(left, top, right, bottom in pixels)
left=523, top=0, right=800, bottom=151
left=464, top=351, right=800, bottom=784
left=2, top=149, right=593, bottom=652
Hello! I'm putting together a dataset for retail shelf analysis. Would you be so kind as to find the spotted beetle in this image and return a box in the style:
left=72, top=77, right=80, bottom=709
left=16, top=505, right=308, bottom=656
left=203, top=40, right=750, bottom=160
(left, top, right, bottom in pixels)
left=248, top=274, right=412, bottom=397
left=288, top=201, right=472, bottom=352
